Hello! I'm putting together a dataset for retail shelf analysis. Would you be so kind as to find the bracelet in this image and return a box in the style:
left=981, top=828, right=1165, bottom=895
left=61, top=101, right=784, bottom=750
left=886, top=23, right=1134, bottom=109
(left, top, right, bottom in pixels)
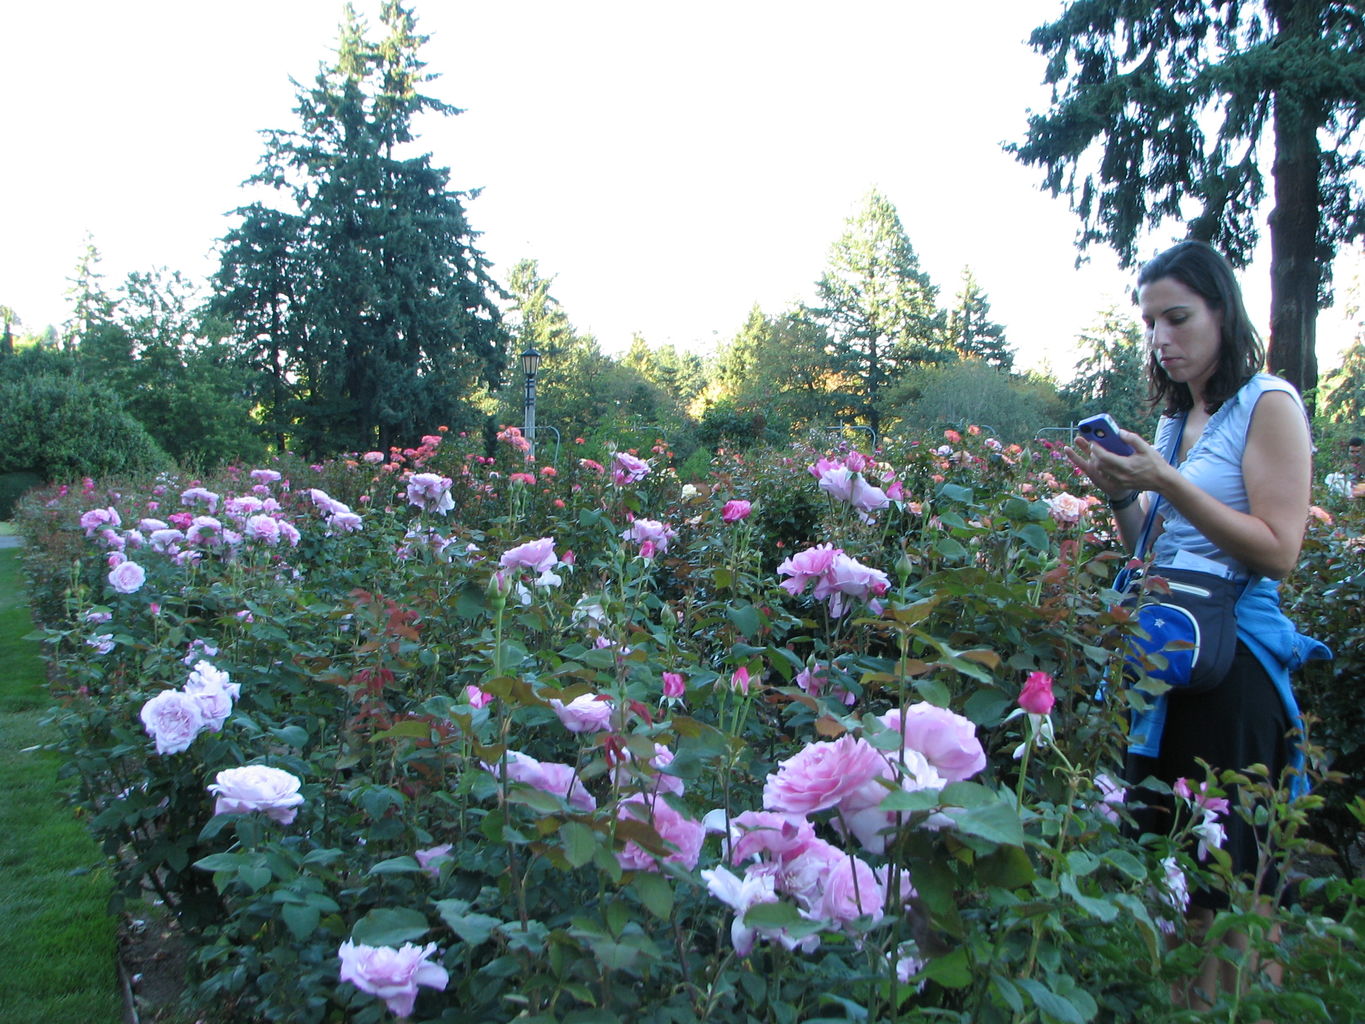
left=1109, top=490, right=1141, bottom=512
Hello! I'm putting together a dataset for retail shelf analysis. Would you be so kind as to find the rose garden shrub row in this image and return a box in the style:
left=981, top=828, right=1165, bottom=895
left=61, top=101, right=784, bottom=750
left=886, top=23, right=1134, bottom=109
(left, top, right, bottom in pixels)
left=14, top=425, right=1365, bottom=1022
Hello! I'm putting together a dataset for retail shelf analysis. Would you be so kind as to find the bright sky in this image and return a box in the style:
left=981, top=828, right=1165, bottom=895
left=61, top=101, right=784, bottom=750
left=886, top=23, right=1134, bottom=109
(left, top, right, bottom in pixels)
left=1, top=0, right=1358, bottom=377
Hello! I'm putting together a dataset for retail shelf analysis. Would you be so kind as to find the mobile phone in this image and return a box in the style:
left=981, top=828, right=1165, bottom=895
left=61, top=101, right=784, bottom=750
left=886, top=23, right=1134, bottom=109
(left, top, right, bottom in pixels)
left=1076, top=414, right=1135, bottom=456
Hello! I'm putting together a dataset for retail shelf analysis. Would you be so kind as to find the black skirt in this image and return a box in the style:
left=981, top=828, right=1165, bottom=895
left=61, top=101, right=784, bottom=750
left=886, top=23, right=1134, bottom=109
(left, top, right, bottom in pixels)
left=1125, top=640, right=1293, bottom=909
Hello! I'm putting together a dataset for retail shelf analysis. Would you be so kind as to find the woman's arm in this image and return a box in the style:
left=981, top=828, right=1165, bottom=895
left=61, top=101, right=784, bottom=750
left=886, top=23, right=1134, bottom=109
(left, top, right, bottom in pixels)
left=1154, top=391, right=1311, bottom=578
left=1064, top=392, right=1311, bottom=576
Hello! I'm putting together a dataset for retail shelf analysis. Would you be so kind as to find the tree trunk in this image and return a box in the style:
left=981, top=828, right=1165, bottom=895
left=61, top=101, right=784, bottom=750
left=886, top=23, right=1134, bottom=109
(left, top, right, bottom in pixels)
left=1266, top=3, right=1323, bottom=411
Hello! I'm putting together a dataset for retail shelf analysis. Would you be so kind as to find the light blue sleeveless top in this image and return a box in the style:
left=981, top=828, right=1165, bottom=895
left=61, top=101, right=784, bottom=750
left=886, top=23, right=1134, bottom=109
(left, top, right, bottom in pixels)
left=1150, top=373, right=1307, bottom=579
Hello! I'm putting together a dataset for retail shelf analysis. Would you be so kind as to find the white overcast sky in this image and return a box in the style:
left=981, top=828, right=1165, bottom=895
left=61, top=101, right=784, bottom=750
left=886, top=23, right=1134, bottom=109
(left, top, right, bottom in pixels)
left=1, top=0, right=1358, bottom=376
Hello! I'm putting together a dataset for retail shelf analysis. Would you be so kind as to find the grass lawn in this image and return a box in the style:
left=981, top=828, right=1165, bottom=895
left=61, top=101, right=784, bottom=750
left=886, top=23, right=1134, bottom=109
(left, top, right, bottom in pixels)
left=0, top=548, right=124, bottom=1023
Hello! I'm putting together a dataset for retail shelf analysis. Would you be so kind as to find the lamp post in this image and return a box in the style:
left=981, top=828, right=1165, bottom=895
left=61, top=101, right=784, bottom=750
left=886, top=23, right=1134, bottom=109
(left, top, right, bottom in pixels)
left=521, top=348, right=541, bottom=459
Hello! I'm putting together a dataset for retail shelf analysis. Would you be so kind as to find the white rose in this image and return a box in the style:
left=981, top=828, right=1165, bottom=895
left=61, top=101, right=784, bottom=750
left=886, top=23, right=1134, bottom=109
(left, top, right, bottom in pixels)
left=208, top=765, right=304, bottom=824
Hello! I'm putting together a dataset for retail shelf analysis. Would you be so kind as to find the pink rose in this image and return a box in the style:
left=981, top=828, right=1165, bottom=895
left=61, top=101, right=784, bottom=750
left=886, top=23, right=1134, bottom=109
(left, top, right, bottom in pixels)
left=249, top=468, right=282, bottom=484
left=465, top=684, right=494, bottom=709
left=338, top=940, right=448, bottom=1017
left=140, top=690, right=205, bottom=755
left=878, top=703, right=986, bottom=781
left=622, top=518, right=677, bottom=555
left=414, top=843, right=453, bottom=878
left=1046, top=492, right=1089, bottom=525
left=731, top=666, right=751, bottom=694
left=489, top=751, right=595, bottom=811
left=776, top=544, right=840, bottom=597
left=548, top=692, right=613, bottom=733
left=611, top=451, right=650, bottom=485
left=500, top=537, right=558, bottom=574
left=1094, top=773, right=1126, bottom=825
left=616, top=795, right=706, bottom=871
left=80, top=506, right=122, bottom=536
left=721, top=499, right=752, bottom=523
left=243, top=514, right=281, bottom=545
left=833, top=747, right=944, bottom=853
left=848, top=475, right=890, bottom=514
left=405, top=473, right=454, bottom=514
left=763, top=735, right=886, bottom=816
left=1018, top=671, right=1055, bottom=715
left=818, top=852, right=886, bottom=926
left=208, top=765, right=304, bottom=824
left=108, top=559, right=146, bottom=594
left=727, top=810, right=816, bottom=865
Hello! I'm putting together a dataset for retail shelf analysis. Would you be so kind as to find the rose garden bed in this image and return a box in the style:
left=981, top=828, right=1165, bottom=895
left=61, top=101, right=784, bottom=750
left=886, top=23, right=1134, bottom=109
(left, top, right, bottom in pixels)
left=17, top=425, right=1365, bottom=1022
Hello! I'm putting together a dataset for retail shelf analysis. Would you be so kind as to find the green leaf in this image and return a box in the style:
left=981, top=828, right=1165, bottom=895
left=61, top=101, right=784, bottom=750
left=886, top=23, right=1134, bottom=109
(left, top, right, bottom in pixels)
left=1101, top=848, right=1147, bottom=881
left=281, top=902, right=319, bottom=941
left=912, top=677, right=951, bottom=706
left=940, top=781, right=996, bottom=808
left=371, top=719, right=431, bottom=742
left=1015, top=523, right=1051, bottom=551
left=922, top=948, right=971, bottom=988
left=743, top=902, right=825, bottom=938
left=270, top=725, right=310, bottom=748
left=951, top=800, right=1025, bottom=847
left=238, top=863, right=272, bottom=891
left=351, top=906, right=430, bottom=947
left=193, top=853, right=242, bottom=873
left=434, top=900, right=500, bottom=946
left=1016, top=978, right=1087, bottom=1024
left=632, top=872, right=675, bottom=920
left=367, top=855, right=421, bottom=875
left=1060, top=874, right=1119, bottom=922
left=559, top=821, right=597, bottom=868
left=725, top=600, right=761, bottom=638
left=976, top=845, right=1036, bottom=889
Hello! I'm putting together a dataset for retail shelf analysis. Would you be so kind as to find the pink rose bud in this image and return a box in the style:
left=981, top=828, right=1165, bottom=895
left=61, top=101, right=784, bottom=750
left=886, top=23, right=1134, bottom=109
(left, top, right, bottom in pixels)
left=662, top=672, right=685, bottom=699
left=1018, top=671, right=1055, bottom=715
left=731, top=666, right=751, bottom=694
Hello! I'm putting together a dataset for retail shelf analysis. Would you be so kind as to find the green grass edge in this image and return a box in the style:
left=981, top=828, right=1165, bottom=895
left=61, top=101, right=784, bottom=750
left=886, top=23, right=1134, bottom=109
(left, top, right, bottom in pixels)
left=0, top=546, right=124, bottom=1024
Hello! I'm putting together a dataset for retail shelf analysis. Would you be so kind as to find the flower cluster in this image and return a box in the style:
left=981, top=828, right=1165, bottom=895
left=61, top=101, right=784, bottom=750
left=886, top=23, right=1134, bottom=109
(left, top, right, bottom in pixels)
left=776, top=544, right=890, bottom=618
left=702, top=704, right=984, bottom=953
left=139, top=661, right=240, bottom=755
left=808, top=451, right=902, bottom=521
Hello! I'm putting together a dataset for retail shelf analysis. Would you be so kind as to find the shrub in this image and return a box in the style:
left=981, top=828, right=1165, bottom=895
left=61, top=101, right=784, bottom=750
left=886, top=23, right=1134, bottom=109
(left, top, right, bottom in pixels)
left=0, top=470, right=42, bottom=520
left=0, top=374, right=171, bottom=482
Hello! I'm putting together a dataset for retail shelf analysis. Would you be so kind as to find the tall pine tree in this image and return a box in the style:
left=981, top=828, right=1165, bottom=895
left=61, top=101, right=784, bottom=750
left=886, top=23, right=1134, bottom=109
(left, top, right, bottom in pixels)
left=810, top=190, right=946, bottom=436
left=948, top=267, right=1013, bottom=371
left=1011, top=0, right=1365, bottom=405
left=213, top=2, right=506, bottom=455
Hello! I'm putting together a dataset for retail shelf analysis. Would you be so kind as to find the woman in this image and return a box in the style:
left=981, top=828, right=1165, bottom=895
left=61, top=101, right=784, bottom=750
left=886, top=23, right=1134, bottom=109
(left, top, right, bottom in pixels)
left=1065, top=239, right=1329, bottom=1005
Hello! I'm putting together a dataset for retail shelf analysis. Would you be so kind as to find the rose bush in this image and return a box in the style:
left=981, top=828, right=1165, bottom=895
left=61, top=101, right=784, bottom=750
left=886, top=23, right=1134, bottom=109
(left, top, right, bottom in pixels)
left=13, top=426, right=1363, bottom=1022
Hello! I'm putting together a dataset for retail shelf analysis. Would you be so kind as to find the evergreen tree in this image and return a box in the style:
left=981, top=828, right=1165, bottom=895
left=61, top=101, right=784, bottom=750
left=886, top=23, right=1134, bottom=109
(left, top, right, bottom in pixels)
left=947, top=267, right=1013, bottom=371
left=811, top=189, right=947, bottom=436
left=1011, top=0, right=1365, bottom=405
left=63, top=237, right=116, bottom=354
left=213, top=1, right=506, bottom=455
left=1060, top=307, right=1154, bottom=434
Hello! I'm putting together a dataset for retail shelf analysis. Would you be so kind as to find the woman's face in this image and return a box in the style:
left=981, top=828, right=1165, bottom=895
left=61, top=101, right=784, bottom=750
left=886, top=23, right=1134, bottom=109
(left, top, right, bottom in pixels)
left=1138, top=275, right=1223, bottom=395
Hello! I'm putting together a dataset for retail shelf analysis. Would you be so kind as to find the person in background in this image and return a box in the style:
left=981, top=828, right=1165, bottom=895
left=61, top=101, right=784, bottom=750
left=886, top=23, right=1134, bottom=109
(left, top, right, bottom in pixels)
left=1063, top=239, right=1330, bottom=1012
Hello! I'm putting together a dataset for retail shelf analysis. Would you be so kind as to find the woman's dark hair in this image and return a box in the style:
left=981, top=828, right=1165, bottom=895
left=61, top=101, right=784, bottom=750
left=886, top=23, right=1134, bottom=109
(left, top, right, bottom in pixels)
left=1136, top=239, right=1264, bottom=415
